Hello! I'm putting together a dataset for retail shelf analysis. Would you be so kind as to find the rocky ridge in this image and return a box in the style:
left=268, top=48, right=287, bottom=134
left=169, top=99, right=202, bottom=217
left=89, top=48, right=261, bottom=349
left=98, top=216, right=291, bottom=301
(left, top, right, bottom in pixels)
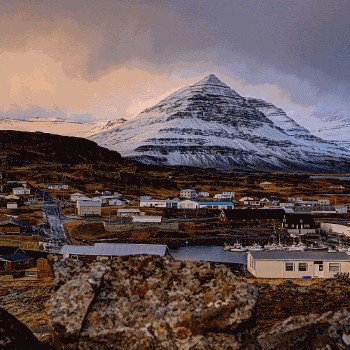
left=90, top=75, right=350, bottom=171
left=2, top=257, right=350, bottom=349
left=46, top=255, right=260, bottom=350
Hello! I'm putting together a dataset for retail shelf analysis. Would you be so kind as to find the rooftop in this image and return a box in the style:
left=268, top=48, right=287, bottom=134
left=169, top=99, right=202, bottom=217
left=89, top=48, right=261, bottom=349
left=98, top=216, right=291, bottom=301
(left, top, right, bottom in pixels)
left=249, top=251, right=350, bottom=261
left=60, top=243, right=168, bottom=257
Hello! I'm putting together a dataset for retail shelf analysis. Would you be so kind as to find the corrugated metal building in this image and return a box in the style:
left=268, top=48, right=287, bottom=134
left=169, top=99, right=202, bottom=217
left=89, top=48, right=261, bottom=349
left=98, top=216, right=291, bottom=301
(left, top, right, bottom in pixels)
left=60, top=243, right=172, bottom=262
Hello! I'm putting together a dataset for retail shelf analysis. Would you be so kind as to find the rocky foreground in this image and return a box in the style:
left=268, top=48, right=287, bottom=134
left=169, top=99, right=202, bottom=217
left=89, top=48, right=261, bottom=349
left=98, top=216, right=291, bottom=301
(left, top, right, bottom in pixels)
left=1, top=256, right=350, bottom=349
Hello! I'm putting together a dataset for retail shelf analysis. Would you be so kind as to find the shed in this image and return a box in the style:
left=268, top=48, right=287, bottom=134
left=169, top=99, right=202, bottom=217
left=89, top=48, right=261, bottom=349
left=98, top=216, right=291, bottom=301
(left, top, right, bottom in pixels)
left=247, top=251, right=350, bottom=279
left=60, top=243, right=171, bottom=262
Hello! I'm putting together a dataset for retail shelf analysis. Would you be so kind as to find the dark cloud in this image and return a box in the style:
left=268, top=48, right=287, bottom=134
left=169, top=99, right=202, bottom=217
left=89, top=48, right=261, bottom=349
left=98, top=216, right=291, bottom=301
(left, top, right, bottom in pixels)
left=0, top=0, right=349, bottom=121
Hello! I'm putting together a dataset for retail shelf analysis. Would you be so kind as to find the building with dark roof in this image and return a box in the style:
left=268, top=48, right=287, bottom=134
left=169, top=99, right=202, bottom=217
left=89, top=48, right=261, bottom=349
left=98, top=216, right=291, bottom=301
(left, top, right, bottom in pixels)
left=219, top=209, right=285, bottom=226
left=247, top=250, right=350, bottom=279
left=0, top=248, right=34, bottom=271
left=281, top=213, right=316, bottom=235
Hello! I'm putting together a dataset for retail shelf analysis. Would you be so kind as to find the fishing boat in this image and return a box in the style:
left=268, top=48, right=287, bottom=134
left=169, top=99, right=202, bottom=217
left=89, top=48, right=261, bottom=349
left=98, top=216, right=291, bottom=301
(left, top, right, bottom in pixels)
left=230, top=243, right=248, bottom=252
left=287, top=242, right=307, bottom=251
left=246, top=243, right=265, bottom=251
left=308, top=243, right=328, bottom=250
left=224, top=243, right=237, bottom=251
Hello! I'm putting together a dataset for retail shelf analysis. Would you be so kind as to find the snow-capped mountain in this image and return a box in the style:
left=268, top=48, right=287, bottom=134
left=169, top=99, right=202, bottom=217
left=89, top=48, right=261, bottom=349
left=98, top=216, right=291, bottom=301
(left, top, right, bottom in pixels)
left=307, top=109, right=350, bottom=147
left=0, top=117, right=126, bottom=138
left=89, top=74, right=350, bottom=171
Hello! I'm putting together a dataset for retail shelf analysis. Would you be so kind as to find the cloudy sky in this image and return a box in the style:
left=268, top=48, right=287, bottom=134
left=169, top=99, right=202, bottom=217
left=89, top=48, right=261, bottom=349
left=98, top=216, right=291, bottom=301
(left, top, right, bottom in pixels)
left=1, top=0, right=349, bottom=129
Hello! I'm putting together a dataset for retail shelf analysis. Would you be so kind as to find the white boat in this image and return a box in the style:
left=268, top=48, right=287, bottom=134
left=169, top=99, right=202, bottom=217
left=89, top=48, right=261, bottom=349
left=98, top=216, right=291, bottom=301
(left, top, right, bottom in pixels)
left=308, top=243, right=328, bottom=251
left=230, top=243, right=248, bottom=252
left=264, top=242, right=287, bottom=251
left=246, top=243, right=265, bottom=251
left=287, top=243, right=307, bottom=251
left=336, top=246, right=348, bottom=252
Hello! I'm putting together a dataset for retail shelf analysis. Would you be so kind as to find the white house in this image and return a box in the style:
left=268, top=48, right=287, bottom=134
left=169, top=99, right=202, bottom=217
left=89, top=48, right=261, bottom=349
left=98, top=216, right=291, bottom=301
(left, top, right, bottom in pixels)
left=320, top=222, right=350, bottom=237
left=288, top=197, right=303, bottom=202
left=247, top=251, right=350, bottom=279
left=180, top=189, right=197, bottom=199
left=197, top=192, right=210, bottom=197
left=199, top=201, right=234, bottom=210
left=45, top=183, right=68, bottom=190
left=177, top=199, right=200, bottom=209
left=77, top=199, right=101, bottom=217
left=214, top=192, right=235, bottom=199
left=139, top=198, right=180, bottom=208
left=317, top=199, right=331, bottom=206
left=239, top=197, right=260, bottom=206
left=93, top=196, right=124, bottom=205
left=12, top=187, right=30, bottom=195
left=70, top=193, right=85, bottom=202
left=108, top=199, right=126, bottom=206
left=117, top=209, right=141, bottom=217
left=132, top=216, right=162, bottom=223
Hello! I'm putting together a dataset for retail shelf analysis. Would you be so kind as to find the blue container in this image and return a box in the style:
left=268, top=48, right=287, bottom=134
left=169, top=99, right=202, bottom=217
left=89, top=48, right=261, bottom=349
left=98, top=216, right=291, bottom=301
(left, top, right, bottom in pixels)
left=302, top=276, right=312, bottom=279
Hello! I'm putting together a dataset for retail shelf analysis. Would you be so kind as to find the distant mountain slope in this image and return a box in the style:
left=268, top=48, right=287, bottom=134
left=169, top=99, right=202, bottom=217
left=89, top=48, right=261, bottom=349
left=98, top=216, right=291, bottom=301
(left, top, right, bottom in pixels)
left=0, top=130, right=126, bottom=166
left=0, top=117, right=126, bottom=138
left=89, top=74, right=350, bottom=171
left=307, top=109, right=350, bottom=147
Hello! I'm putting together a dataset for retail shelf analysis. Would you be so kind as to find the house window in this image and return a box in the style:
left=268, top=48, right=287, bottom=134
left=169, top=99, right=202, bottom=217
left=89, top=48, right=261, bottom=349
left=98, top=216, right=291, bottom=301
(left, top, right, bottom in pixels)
left=298, top=263, right=308, bottom=271
left=291, top=224, right=294, bottom=228
left=329, top=263, right=341, bottom=272
left=285, top=262, right=295, bottom=271
left=285, top=224, right=288, bottom=228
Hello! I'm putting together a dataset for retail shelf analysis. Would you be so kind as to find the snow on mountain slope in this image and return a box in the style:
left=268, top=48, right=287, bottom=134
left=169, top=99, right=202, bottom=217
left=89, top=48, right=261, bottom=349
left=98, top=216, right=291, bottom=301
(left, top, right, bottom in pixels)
left=0, top=117, right=126, bottom=138
left=307, top=109, right=350, bottom=148
left=89, top=74, right=350, bottom=171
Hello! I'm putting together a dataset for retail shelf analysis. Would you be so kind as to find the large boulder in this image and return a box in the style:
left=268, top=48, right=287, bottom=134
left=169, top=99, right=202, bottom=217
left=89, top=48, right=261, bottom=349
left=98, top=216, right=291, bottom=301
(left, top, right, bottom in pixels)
left=0, top=307, right=52, bottom=350
left=47, top=255, right=260, bottom=349
left=259, top=309, right=350, bottom=350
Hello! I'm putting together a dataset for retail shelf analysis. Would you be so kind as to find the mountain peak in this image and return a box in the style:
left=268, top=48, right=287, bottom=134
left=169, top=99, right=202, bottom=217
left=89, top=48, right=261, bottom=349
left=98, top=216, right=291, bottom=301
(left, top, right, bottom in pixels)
left=194, top=74, right=229, bottom=88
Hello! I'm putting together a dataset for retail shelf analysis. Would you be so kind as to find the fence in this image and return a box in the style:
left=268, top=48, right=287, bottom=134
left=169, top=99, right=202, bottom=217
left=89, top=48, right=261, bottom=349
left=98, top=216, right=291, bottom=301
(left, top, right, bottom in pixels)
left=103, top=221, right=179, bottom=232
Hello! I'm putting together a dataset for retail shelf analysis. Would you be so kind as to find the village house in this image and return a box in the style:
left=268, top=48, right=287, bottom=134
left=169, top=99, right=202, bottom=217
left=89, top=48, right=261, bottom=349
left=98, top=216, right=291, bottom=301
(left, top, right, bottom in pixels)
left=70, top=193, right=85, bottom=202
left=95, top=189, right=113, bottom=196
left=0, top=219, right=25, bottom=234
left=45, top=183, right=68, bottom=190
left=177, top=199, right=200, bottom=209
left=117, top=208, right=141, bottom=217
left=93, top=196, right=125, bottom=206
left=239, top=197, right=261, bottom=206
left=197, top=192, right=210, bottom=197
left=199, top=201, right=234, bottom=210
left=219, top=208, right=285, bottom=225
left=281, top=213, right=316, bottom=235
left=108, top=199, right=126, bottom=206
left=179, top=189, right=197, bottom=199
left=12, top=187, right=30, bottom=195
left=139, top=197, right=180, bottom=208
left=0, top=248, right=34, bottom=271
left=320, top=222, right=350, bottom=237
left=77, top=199, right=101, bottom=217
left=214, top=192, right=236, bottom=199
left=247, top=251, right=350, bottom=279
left=288, top=197, right=303, bottom=202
